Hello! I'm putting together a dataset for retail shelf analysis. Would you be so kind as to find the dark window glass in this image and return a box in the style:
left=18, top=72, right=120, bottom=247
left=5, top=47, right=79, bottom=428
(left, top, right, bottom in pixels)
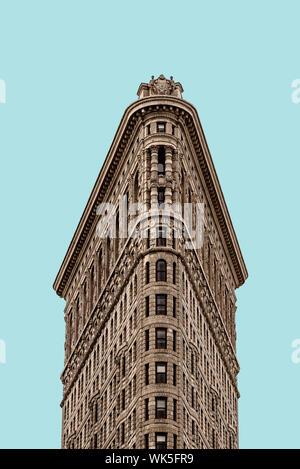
left=156, top=433, right=167, bottom=449
left=156, top=362, right=167, bottom=383
left=122, top=389, right=125, bottom=410
left=173, top=262, right=176, bottom=284
left=145, top=329, right=149, bottom=351
left=173, top=364, right=177, bottom=386
left=173, top=296, right=176, bottom=318
left=121, top=422, right=125, bottom=444
left=156, top=328, right=167, bottom=349
left=145, top=262, right=150, bottom=284
left=158, top=147, right=165, bottom=174
left=158, top=188, right=165, bottom=205
left=173, top=330, right=177, bottom=351
left=156, top=226, right=166, bottom=246
left=173, top=434, right=177, bottom=449
left=155, top=397, right=167, bottom=418
left=122, top=356, right=126, bottom=377
left=157, top=122, right=165, bottom=133
left=145, top=398, right=149, bottom=420
left=145, top=364, right=149, bottom=385
left=156, top=294, right=167, bottom=315
left=145, top=434, right=149, bottom=449
left=173, top=399, right=177, bottom=421
left=145, top=296, right=150, bottom=317
left=156, top=260, right=167, bottom=281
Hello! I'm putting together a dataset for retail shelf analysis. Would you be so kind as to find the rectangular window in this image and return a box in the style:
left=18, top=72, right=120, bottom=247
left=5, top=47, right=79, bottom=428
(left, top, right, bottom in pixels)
left=156, top=226, right=167, bottom=246
left=155, top=397, right=167, bottom=418
left=173, top=330, right=177, bottom=352
left=157, top=122, right=166, bottom=133
left=173, top=434, right=177, bottom=449
left=145, top=398, right=149, bottom=420
left=121, top=422, right=125, bottom=444
left=173, top=364, right=177, bottom=386
left=156, top=432, right=167, bottom=449
left=173, top=296, right=176, bottom=318
left=145, top=296, right=150, bottom=317
left=145, top=329, right=149, bottom=351
left=156, top=294, right=167, bottom=315
left=145, top=363, right=149, bottom=385
left=172, top=229, right=176, bottom=249
left=156, top=362, right=167, bottom=383
left=147, top=124, right=151, bottom=135
left=156, top=328, right=167, bottom=349
left=145, top=262, right=150, bottom=284
left=147, top=228, right=150, bottom=249
left=122, top=356, right=126, bottom=377
left=145, top=434, right=149, bottom=449
left=173, top=399, right=177, bottom=421
left=173, top=262, right=176, bottom=284
left=122, top=389, right=126, bottom=410
left=158, top=187, right=165, bottom=205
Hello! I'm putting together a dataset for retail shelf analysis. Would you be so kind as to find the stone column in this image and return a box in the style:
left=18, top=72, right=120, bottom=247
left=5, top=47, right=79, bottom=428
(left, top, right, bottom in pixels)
left=173, top=149, right=180, bottom=204
left=141, top=149, right=150, bottom=248
left=165, top=146, right=173, bottom=205
left=150, top=146, right=158, bottom=205
left=165, top=146, right=173, bottom=182
left=141, top=149, right=150, bottom=208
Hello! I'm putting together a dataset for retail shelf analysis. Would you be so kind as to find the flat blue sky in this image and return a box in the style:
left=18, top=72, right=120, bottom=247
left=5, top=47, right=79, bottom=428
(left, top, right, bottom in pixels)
left=0, top=0, right=300, bottom=449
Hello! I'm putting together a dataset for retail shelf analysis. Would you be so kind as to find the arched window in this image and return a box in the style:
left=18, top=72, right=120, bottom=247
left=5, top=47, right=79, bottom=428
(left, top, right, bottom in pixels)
left=145, top=262, right=150, bottom=284
left=156, top=259, right=167, bottom=281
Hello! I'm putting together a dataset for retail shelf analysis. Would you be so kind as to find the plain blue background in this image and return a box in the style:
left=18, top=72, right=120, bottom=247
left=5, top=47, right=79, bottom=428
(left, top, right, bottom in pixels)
left=0, top=0, right=300, bottom=449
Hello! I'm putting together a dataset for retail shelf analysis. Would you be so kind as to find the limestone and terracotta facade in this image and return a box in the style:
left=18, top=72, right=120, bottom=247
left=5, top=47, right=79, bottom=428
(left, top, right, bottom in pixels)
left=53, top=75, right=248, bottom=449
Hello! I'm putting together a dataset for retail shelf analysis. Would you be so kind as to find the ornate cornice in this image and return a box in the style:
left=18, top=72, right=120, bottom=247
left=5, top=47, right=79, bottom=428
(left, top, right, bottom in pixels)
left=53, top=94, right=248, bottom=298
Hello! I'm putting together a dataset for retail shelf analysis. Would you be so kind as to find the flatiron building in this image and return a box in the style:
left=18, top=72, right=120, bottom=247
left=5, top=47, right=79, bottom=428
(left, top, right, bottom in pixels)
left=53, top=75, right=248, bottom=449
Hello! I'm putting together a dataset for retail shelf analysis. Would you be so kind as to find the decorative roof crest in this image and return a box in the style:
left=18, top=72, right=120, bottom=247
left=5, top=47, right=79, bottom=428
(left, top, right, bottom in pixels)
left=137, top=74, right=184, bottom=99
